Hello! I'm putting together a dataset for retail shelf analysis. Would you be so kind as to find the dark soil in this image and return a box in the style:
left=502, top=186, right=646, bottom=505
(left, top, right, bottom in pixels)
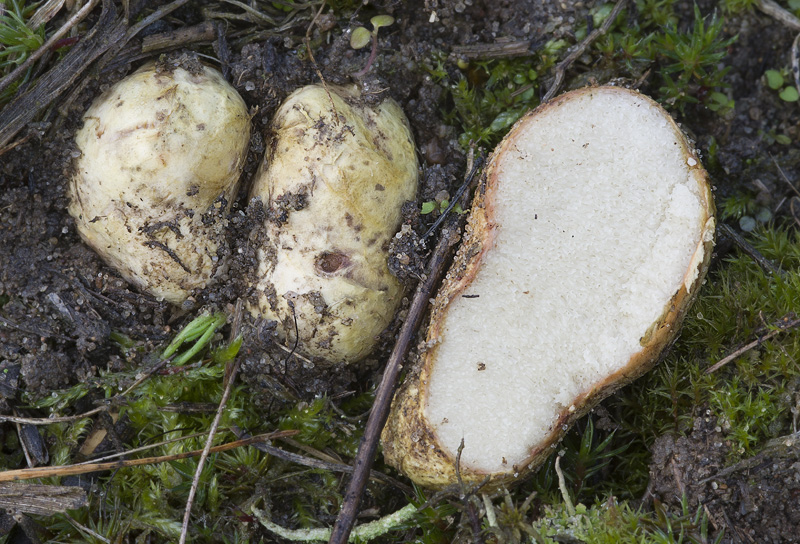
left=649, top=415, right=800, bottom=543
left=2, top=0, right=800, bottom=542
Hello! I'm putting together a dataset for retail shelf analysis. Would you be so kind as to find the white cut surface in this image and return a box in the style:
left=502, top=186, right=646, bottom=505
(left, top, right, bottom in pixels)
left=425, top=90, right=706, bottom=472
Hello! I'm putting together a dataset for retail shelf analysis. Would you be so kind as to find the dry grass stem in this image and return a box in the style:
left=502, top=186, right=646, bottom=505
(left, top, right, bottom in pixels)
left=0, top=430, right=296, bottom=483
left=178, top=358, right=242, bottom=544
left=706, top=315, right=800, bottom=374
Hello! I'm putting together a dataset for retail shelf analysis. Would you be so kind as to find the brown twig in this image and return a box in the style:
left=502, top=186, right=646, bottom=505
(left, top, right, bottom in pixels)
left=543, top=0, right=627, bottom=102
left=328, top=195, right=469, bottom=544
left=0, top=0, right=100, bottom=96
left=76, top=431, right=211, bottom=465
left=451, top=39, right=537, bottom=61
left=0, top=132, right=33, bottom=158
left=303, top=1, right=339, bottom=122
left=178, top=357, right=242, bottom=544
left=0, top=430, right=296, bottom=483
left=141, top=21, right=217, bottom=54
left=706, top=314, right=800, bottom=374
left=717, top=223, right=786, bottom=278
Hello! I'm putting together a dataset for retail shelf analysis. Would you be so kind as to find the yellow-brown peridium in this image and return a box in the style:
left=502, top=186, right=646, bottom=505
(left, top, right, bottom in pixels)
left=69, top=60, right=250, bottom=304
left=382, top=86, right=715, bottom=489
left=248, top=84, right=418, bottom=364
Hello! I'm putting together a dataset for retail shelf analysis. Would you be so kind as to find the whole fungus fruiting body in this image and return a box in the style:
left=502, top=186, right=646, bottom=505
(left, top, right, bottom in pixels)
left=382, top=86, right=716, bottom=489
left=69, top=59, right=251, bottom=304
left=248, top=84, right=418, bottom=365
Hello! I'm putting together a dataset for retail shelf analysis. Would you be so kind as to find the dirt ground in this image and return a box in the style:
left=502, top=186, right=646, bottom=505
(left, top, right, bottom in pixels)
left=1, top=0, right=800, bottom=542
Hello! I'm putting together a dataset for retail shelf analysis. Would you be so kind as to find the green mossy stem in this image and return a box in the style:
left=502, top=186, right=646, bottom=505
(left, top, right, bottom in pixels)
left=253, top=503, right=417, bottom=542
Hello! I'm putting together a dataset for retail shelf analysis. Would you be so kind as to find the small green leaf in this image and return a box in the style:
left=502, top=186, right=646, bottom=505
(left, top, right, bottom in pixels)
left=420, top=201, right=435, bottom=214
left=212, top=335, right=242, bottom=364
left=370, top=15, right=395, bottom=30
left=350, top=26, right=371, bottom=49
left=774, top=133, right=792, bottom=145
left=779, top=86, right=799, bottom=102
left=739, top=216, right=756, bottom=232
left=439, top=199, right=449, bottom=212
left=706, top=91, right=732, bottom=112
left=489, top=110, right=521, bottom=132
left=765, top=69, right=784, bottom=90
left=592, top=3, right=614, bottom=26
left=755, top=207, right=773, bottom=222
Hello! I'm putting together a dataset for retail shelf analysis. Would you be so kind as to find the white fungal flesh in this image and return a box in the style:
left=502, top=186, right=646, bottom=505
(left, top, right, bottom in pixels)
left=424, top=89, right=708, bottom=472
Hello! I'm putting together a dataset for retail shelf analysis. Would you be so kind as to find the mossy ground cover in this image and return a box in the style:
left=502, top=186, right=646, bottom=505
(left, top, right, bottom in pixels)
left=1, top=0, right=800, bottom=542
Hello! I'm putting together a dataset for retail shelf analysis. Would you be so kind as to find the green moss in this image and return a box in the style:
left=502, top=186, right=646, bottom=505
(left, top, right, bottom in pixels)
left=432, top=2, right=736, bottom=152
left=426, top=51, right=557, bottom=149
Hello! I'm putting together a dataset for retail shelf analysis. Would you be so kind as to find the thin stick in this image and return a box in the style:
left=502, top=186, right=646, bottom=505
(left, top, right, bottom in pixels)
left=755, top=0, right=800, bottom=31
left=772, top=153, right=800, bottom=199
left=554, top=456, right=575, bottom=517
left=328, top=207, right=467, bottom=544
left=0, top=406, right=106, bottom=425
left=76, top=431, right=211, bottom=465
left=0, top=430, right=295, bottom=483
left=14, top=419, right=35, bottom=469
left=792, top=32, right=800, bottom=96
left=65, top=512, right=111, bottom=544
left=178, top=358, right=242, bottom=544
left=0, top=353, right=179, bottom=427
left=304, top=0, right=339, bottom=122
left=543, top=0, right=627, bottom=102
left=0, top=0, right=100, bottom=96
left=718, top=223, right=786, bottom=278
left=119, top=355, right=175, bottom=397
left=705, top=315, right=800, bottom=374
left=422, top=155, right=485, bottom=241
left=230, top=427, right=412, bottom=493
left=123, top=0, right=192, bottom=40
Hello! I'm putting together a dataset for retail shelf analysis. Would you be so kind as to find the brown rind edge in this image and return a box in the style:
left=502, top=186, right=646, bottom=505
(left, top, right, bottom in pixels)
left=381, top=86, right=717, bottom=490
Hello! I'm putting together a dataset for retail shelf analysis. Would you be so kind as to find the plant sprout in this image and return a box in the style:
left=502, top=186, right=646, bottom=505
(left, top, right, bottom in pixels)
left=350, top=15, right=394, bottom=77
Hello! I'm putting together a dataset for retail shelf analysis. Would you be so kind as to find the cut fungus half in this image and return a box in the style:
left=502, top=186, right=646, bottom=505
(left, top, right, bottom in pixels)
left=382, top=86, right=715, bottom=489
